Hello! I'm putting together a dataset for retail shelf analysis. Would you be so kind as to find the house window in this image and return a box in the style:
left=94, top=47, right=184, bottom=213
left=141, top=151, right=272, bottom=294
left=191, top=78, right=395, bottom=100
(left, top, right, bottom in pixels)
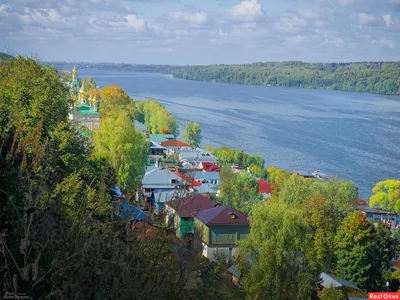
left=228, top=234, right=233, bottom=240
left=171, top=179, right=178, bottom=184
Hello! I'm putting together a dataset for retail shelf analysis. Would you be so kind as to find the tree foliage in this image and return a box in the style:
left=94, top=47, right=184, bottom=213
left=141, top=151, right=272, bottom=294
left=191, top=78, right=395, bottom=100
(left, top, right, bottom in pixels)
left=219, top=168, right=263, bottom=215
left=335, top=212, right=397, bottom=291
left=183, top=122, right=202, bottom=148
left=93, top=110, right=148, bottom=191
left=238, top=200, right=314, bottom=299
left=100, top=85, right=130, bottom=114
left=132, top=99, right=178, bottom=135
left=370, top=180, right=400, bottom=214
left=207, top=145, right=264, bottom=169
left=174, top=61, right=400, bottom=95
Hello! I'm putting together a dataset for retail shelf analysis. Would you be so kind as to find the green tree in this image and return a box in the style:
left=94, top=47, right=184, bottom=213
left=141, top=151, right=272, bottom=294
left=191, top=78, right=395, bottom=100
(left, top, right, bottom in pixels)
left=369, top=180, right=400, bottom=214
left=100, top=85, right=130, bottom=114
left=335, top=211, right=372, bottom=289
left=320, top=288, right=346, bottom=300
left=94, top=110, right=148, bottom=191
left=0, top=56, right=69, bottom=139
left=369, top=222, right=399, bottom=290
left=183, top=122, right=202, bottom=148
left=238, top=200, right=314, bottom=299
left=310, top=178, right=357, bottom=216
left=219, top=170, right=263, bottom=215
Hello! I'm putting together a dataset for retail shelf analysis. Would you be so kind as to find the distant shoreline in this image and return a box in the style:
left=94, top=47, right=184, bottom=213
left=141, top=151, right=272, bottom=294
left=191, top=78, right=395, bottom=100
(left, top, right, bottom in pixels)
left=53, top=61, right=400, bottom=97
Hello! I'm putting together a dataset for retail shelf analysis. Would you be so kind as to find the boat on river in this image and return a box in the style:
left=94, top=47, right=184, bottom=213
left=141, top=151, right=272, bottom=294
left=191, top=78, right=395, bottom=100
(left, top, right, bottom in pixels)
left=312, top=170, right=330, bottom=181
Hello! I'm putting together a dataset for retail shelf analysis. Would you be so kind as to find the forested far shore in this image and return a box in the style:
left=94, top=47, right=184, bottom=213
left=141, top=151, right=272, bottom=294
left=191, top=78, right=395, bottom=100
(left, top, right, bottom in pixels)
left=174, top=61, right=400, bottom=95
left=49, top=60, right=400, bottom=95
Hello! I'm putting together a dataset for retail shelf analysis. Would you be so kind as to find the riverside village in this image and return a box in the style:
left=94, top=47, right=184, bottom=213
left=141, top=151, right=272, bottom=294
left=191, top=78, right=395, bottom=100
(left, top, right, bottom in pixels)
left=2, top=56, right=400, bottom=300
left=67, top=66, right=400, bottom=299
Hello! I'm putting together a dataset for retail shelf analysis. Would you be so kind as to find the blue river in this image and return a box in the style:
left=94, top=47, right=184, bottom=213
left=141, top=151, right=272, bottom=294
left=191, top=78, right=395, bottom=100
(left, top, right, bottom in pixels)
left=66, top=67, right=400, bottom=199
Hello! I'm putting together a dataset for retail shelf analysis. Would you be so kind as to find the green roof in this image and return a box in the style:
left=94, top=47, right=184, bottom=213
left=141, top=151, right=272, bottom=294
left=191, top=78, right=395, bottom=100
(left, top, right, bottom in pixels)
left=149, top=134, right=175, bottom=143
left=75, top=104, right=100, bottom=117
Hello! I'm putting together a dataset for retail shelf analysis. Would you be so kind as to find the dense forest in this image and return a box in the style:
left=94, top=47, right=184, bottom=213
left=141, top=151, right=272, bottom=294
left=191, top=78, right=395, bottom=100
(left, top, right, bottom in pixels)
left=174, top=61, right=400, bottom=95
left=50, top=59, right=400, bottom=95
left=50, top=61, right=188, bottom=74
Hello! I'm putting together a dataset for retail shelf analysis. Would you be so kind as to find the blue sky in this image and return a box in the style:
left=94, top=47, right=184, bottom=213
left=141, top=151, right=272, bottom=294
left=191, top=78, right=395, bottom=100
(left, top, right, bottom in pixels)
left=0, top=0, right=399, bottom=64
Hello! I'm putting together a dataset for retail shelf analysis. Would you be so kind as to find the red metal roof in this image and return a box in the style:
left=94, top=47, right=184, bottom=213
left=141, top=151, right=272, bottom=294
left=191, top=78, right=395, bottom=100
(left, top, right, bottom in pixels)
left=160, top=139, right=192, bottom=148
left=256, top=179, right=272, bottom=194
left=195, top=205, right=249, bottom=226
left=353, top=199, right=368, bottom=206
left=166, top=194, right=216, bottom=218
left=200, top=162, right=221, bottom=172
left=175, top=171, right=202, bottom=187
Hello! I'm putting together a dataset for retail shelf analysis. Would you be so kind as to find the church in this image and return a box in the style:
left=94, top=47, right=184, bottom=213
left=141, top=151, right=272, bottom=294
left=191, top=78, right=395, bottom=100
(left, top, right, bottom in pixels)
left=68, top=65, right=101, bottom=131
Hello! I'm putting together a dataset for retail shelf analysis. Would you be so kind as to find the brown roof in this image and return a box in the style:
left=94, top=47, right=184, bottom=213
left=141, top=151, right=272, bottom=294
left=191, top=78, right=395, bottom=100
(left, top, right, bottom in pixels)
left=195, top=206, right=249, bottom=226
left=160, top=139, right=192, bottom=148
left=165, top=194, right=216, bottom=218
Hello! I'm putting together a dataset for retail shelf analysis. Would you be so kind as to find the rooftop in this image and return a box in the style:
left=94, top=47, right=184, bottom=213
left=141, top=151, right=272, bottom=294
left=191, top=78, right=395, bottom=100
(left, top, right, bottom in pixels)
left=75, top=104, right=100, bottom=116
left=256, top=179, right=272, bottom=194
left=320, top=272, right=360, bottom=290
left=160, top=139, right=192, bottom=148
left=149, top=134, right=176, bottom=143
left=195, top=205, right=249, bottom=226
left=142, top=166, right=180, bottom=188
left=166, top=194, right=217, bottom=218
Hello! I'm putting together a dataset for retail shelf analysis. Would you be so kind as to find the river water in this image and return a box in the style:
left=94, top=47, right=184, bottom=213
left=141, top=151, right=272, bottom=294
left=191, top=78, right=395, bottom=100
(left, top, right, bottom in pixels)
left=67, top=67, right=400, bottom=199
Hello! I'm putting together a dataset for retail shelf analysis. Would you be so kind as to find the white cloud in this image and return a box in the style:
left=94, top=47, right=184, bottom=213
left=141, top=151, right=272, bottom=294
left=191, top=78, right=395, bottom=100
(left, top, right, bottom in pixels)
left=358, top=13, right=377, bottom=25
left=335, top=37, right=344, bottom=46
left=167, top=11, right=208, bottom=25
left=212, top=27, right=227, bottom=37
left=338, top=0, right=354, bottom=6
left=383, top=14, right=392, bottom=28
left=227, top=0, right=265, bottom=22
left=273, top=13, right=307, bottom=34
left=374, top=39, right=396, bottom=49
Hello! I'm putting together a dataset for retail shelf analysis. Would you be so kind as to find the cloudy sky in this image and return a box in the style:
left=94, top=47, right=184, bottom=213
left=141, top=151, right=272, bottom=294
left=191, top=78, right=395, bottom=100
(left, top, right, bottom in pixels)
left=0, top=0, right=399, bottom=64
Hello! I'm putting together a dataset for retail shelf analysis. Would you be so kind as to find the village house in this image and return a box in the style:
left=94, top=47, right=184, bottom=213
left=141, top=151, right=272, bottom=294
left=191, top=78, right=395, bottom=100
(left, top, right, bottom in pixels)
left=160, top=139, right=193, bottom=156
left=317, top=272, right=364, bottom=299
left=149, top=142, right=166, bottom=159
left=178, top=149, right=218, bottom=165
left=133, top=120, right=147, bottom=133
left=194, top=183, right=219, bottom=196
left=356, top=203, right=397, bottom=229
left=193, top=171, right=220, bottom=185
left=255, top=179, right=273, bottom=199
left=149, top=134, right=176, bottom=143
left=141, top=164, right=182, bottom=200
left=165, top=194, right=217, bottom=239
left=198, top=162, right=221, bottom=172
left=194, top=205, right=249, bottom=263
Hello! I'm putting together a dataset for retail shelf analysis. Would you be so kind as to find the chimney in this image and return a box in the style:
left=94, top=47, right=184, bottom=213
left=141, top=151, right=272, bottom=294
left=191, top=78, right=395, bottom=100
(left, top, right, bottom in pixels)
left=205, top=192, right=210, bottom=199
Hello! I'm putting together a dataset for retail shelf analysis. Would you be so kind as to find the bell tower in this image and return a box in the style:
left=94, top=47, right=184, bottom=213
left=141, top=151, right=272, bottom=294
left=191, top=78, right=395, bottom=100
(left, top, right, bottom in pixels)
left=72, top=65, right=77, bottom=82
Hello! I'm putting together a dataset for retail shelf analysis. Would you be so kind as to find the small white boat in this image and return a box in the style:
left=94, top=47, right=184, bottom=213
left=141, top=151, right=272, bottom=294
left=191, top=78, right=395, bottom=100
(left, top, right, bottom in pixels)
left=312, top=170, right=330, bottom=181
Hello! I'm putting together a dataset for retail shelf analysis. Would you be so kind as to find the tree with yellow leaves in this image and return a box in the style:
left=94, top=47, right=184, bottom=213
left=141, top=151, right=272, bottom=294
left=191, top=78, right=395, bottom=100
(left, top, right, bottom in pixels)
left=370, top=179, right=400, bottom=214
left=100, top=85, right=130, bottom=114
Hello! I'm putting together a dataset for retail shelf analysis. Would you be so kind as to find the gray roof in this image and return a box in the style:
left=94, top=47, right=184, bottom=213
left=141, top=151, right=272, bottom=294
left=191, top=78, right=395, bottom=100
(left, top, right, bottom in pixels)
left=227, top=265, right=240, bottom=279
left=153, top=189, right=181, bottom=203
left=150, top=142, right=166, bottom=149
left=194, top=183, right=219, bottom=194
left=356, top=205, right=397, bottom=215
left=320, top=272, right=360, bottom=290
left=178, top=150, right=217, bottom=163
left=133, top=120, right=147, bottom=132
left=193, top=172, right=220, bottom=181
left=142, top=166, right=180, bottom=188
